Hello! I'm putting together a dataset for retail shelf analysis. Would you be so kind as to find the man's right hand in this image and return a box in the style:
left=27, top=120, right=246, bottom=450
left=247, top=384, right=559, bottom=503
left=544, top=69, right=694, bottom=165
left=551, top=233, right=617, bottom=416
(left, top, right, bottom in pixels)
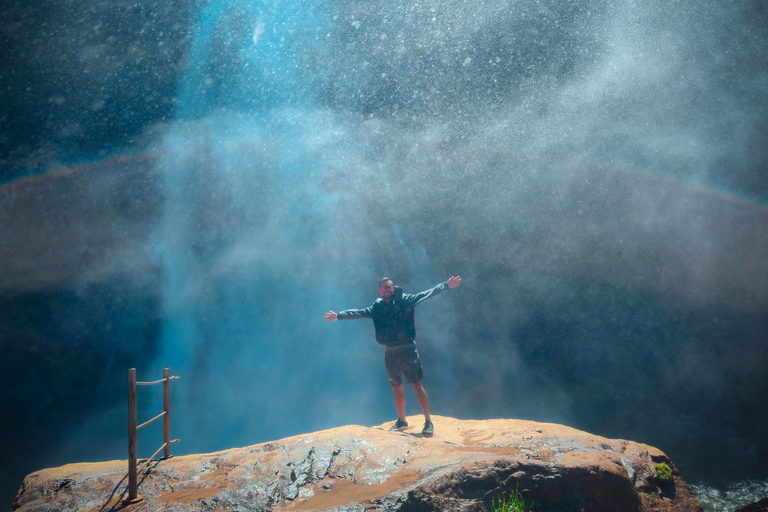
left=325, top=310, right=338, bottom=322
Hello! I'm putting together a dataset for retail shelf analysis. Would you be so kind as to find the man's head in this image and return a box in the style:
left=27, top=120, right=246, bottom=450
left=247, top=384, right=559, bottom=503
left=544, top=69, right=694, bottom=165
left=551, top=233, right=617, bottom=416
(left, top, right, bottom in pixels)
left=379, top=277, right=395, bottom=301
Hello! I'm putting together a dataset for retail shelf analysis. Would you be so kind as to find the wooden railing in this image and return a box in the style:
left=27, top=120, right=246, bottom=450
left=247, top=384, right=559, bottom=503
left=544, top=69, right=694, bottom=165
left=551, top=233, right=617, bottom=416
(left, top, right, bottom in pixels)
left=125, top=368, right=180, bottom=504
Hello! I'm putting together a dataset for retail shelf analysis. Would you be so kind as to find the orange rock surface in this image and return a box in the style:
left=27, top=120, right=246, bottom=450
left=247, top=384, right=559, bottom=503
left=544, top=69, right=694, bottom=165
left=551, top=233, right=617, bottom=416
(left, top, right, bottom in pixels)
left=12, top=416, right=703, bottom=512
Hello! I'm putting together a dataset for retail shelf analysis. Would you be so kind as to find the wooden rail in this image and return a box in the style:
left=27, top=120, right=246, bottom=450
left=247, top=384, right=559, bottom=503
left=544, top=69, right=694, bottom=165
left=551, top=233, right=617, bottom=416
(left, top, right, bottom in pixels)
left=125, top=368, right=180, bottom=504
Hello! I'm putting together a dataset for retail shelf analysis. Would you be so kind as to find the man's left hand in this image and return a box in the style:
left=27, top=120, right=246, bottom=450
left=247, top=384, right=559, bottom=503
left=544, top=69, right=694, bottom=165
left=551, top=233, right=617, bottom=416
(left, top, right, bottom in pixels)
left=447, top=276, right=462, bottom=289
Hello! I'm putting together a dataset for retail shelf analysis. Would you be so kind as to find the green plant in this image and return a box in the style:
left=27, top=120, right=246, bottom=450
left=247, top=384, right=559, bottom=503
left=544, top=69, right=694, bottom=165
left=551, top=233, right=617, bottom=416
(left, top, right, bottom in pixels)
left=492, top=480, right=537, bottom=512
left=654, top=462, right=673, bottom=485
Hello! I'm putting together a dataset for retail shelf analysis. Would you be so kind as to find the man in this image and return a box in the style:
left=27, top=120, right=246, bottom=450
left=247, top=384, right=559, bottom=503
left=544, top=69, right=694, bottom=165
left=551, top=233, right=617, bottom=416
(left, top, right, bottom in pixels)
left=325, top=275, right=462, bottom=435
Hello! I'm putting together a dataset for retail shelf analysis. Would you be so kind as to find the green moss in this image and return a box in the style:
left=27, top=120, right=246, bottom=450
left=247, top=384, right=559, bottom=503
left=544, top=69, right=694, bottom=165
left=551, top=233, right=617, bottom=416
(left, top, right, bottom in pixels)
left=654, top=462, right=673, bottom=485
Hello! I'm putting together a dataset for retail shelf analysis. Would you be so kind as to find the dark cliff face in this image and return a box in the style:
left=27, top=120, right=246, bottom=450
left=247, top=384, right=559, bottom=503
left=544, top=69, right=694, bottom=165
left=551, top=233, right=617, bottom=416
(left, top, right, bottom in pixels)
left=12, top=417, right=704, bottom=512
left=0, top=0, right=198, bottom=162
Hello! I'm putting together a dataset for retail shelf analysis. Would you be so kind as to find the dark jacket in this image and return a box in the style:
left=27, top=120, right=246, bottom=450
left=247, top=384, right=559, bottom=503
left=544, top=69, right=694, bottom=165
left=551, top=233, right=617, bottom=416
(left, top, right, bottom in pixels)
left=337, top=283, right=448, bottom=347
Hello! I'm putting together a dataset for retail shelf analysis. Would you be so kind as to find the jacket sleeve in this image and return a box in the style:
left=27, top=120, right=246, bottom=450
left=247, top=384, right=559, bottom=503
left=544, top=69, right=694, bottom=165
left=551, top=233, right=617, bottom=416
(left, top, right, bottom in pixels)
left=337, top=306, right=373, bottom=320
left=406, top=282, right=448, bottom=307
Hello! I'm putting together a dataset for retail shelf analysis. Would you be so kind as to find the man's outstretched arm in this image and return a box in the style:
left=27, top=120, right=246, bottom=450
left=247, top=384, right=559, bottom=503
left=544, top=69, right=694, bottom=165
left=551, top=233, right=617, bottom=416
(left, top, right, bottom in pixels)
left=408, top=275, right=463, bottom=306
left=326, top=306, right=374, bottom=321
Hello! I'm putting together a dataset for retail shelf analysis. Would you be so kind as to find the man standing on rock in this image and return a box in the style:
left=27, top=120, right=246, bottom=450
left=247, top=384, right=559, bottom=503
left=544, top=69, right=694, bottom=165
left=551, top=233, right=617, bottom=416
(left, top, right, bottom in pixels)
left=325, top=276, right=462, bottom=435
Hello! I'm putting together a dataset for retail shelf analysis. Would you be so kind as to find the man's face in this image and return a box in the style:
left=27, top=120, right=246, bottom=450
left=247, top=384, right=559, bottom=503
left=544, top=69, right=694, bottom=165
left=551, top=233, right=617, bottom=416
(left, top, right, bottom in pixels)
left=379, top=280, right=395, bottom=300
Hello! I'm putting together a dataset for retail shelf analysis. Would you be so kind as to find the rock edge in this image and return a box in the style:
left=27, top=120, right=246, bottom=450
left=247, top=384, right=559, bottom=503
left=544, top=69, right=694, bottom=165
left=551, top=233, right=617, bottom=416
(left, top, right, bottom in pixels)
left=12, top=416, right=703, bottom=512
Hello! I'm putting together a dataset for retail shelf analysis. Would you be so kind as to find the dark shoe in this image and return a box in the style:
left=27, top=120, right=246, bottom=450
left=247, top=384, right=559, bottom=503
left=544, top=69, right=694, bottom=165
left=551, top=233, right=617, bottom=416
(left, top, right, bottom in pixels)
left=422, top=420, right=434, bottom=435
left=390, top=419, right=408, bottom=431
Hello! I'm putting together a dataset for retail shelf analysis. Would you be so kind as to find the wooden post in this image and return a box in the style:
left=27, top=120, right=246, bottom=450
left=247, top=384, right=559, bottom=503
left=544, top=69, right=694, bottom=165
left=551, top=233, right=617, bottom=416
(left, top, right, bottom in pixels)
left=127, top=368, right=138, bottom=502
left=163, top=368, right=171, bottom=459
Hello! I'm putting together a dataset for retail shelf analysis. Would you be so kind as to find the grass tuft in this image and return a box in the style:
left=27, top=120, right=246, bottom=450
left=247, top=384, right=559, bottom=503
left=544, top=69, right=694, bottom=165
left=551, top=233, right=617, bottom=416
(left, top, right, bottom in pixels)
left=492, top=479, right=538, bottom=512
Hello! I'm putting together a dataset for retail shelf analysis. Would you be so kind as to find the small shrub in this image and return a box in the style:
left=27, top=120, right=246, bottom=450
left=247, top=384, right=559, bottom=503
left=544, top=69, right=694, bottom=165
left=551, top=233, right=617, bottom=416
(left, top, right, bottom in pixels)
left=654, top=462, right=673, bottom=485
left=492, top=480, right=538, bottom=512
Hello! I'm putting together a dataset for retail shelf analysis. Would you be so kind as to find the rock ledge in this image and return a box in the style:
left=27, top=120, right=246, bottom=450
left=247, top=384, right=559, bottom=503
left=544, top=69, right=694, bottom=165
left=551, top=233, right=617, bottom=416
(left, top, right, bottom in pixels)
left=12, top=416, right=703, bottom=511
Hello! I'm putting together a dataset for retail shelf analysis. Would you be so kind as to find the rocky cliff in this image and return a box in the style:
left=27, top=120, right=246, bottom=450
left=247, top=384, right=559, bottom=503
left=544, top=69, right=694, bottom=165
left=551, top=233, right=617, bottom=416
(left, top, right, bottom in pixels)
left=12, top=416, right=703, bottom=512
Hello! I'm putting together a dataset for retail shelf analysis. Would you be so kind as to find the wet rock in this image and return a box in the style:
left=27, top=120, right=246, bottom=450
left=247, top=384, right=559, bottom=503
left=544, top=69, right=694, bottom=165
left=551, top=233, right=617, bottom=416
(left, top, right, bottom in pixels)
left=12, top=416, right=703, bottom=512
left=735, top=497, right=768, bottom=512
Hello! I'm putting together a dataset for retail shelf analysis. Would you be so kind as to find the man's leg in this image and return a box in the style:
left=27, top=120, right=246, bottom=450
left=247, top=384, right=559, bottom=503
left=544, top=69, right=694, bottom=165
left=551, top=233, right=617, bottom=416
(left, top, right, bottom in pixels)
left=393, top=383, right=407, bottom=422
left=411, top=380, right=431, bottom=422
